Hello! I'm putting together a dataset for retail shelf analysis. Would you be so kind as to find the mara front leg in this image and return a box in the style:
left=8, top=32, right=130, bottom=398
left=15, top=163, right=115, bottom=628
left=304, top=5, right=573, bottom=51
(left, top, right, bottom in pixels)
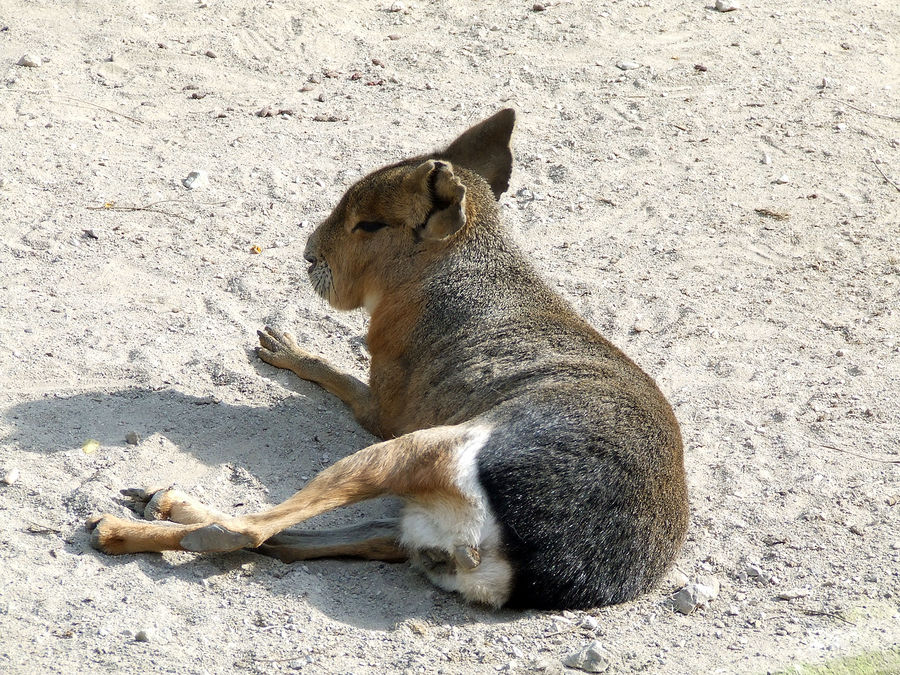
left=256, top=325, right=381, bottom=436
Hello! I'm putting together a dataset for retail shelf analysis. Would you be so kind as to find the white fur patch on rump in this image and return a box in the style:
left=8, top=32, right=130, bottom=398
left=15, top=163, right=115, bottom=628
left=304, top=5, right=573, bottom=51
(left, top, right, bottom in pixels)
left=400, top=425, right=513, bottom=607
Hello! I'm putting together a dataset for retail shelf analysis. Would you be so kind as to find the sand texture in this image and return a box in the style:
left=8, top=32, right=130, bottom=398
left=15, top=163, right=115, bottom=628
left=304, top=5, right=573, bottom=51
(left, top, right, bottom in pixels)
left=1, top=0, right=898, bottom=672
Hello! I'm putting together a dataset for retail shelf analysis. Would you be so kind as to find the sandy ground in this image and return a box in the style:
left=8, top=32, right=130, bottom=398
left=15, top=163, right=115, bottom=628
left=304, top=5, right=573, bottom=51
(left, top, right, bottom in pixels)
left=1, top=0, right=899, bottom=672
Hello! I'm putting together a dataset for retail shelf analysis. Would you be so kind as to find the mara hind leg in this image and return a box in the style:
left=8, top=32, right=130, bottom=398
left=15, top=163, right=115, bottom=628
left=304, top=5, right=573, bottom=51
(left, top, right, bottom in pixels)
left=108, top=484, right=508, bottom=603
left=114, top=486, right=406, bottom=562
left=89, top=425, right=478, bottom=557
left=88, top=424, right=513, bottom=605
left=256, top=326, right=381, bottom=437
left=258, top=519, right=407, bottom=563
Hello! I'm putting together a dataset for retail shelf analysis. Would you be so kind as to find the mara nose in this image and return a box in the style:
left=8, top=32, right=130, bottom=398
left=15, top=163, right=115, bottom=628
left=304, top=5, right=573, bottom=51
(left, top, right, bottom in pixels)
left=303, top=251, right=317, bottom=265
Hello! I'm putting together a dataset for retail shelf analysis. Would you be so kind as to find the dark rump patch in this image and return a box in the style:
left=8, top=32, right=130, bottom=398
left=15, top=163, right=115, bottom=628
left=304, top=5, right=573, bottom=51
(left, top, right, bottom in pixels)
left=475, top=390, right=688, bottom=609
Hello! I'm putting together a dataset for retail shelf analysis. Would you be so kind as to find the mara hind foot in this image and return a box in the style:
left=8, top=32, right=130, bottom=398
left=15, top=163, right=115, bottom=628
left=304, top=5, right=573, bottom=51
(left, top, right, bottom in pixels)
left=120, top=485, right=229, bottom=524
left=86, top=513, right=253, bottom=556
left=88, top=487, right=247, bottom=555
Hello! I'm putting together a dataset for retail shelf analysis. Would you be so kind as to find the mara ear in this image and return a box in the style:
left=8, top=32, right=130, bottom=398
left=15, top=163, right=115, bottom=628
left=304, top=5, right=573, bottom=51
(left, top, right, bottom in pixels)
left=404, top=160, right=467, bottom=241
left=439, top=108, right=515, bottom=200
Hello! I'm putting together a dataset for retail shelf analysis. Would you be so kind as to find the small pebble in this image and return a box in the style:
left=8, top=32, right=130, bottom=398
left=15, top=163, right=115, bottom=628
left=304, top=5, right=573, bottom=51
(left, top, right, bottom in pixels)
left=125, top=432, right=140, bottom=446
left=762, top=152, right=772, bottom=165
left=579, top=615, right=601, bottom=632
left=134, top=629, right=152, bottom=642
left=316, top=92, right=326, bottom=102
left=777, top=588, right=810, bottom=600
left=17, top=54, right=41, bottom=68
left=663, top=568, right=689, bottom=592
left=563, top=641, right=611, bottom=673
left=745, top=563, right=765, bottom=579
left=774, top=174, right=790, bottom=184
left=849, top=524, right=864, bottom=536
left=714, top=0, right=740, bottom=11
left=616, top=61, right=640, bottom=71
left=2, top=468, right=20, bottom=485
left=672, top=575, right=720, bottom=614
left=745, top=563, right=776, bottom=585
left=182, top=170, right=209, bottom=189
left=389, top=1, right=404, bottom=11
left=533, top=2, right=547, bottom=10
left=204, top=50, right=217, bottom=59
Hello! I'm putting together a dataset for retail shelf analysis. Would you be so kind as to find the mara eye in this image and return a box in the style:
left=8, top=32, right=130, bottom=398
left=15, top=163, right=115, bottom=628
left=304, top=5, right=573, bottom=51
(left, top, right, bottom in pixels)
left=354, top=221, right=388, bottom=233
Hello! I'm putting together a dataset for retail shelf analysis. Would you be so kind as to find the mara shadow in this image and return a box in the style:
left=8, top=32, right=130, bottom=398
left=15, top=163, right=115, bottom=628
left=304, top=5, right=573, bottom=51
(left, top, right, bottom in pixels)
left=0, top=362, right=520, bottom=629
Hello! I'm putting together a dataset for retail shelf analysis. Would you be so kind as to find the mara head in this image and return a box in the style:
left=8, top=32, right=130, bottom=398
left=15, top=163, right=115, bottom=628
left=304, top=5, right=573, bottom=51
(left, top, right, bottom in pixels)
left=304, top=108, right=516, bottom=312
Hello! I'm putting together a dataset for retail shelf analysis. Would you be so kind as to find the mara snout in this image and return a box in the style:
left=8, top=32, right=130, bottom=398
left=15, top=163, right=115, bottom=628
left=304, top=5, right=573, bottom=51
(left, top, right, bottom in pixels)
left=89, top=108, right=689, bottom=610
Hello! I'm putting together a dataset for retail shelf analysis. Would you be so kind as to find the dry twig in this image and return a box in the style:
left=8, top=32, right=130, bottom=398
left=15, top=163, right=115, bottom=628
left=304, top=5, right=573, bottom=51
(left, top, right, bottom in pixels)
left=868, top=150, right=900, bottom=193
left=822, top=96, right=900, bottom=122
left=818, top=442, right=900, bottom=464
left=801, top=608, right=856, bottom=626
left=61, top=96, right=144, bottom=124
left=87, top=200, right=192, bottom=222
left=234, top=654, right=311, bottom=668
left=754, top=208, right=790, bottom=221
